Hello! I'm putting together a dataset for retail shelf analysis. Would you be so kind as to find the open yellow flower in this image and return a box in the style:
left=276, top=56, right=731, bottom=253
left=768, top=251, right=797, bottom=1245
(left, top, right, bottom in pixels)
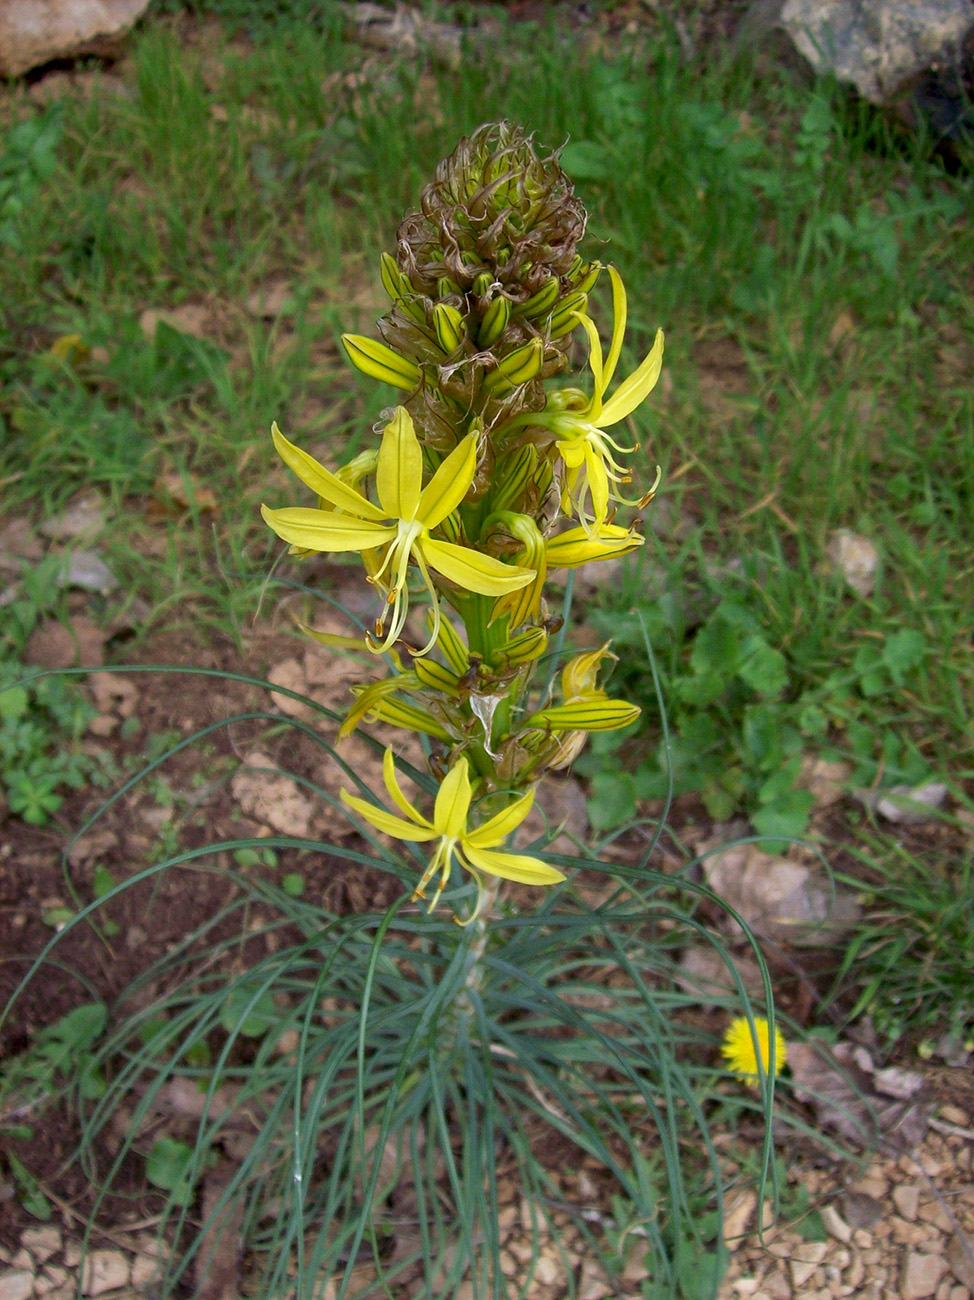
left=341, top=749, right=565, bottom=920
left=261, top=410, right=535, bottom=654
left=720, top=1016, right=787, bottom=1087
left=508, top=267, right=663, bottom=534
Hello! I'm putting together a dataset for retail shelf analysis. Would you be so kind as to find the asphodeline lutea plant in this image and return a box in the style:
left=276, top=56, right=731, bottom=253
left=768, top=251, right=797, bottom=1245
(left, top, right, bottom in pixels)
left=262, top=122, right=664, bottom=921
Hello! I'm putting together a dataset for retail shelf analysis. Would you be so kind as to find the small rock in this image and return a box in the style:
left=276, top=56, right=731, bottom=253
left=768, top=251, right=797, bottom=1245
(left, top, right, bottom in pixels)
left=917, top=1199, right=953, bottom=1232
left=139, top=303, right=209, bottom=340
left=0, top=517, right=43, bottom=561
left=80, top=1249, right=130, bottom=1297
left=790, top=1242, right=829, bottom=1289
left=874, top=782, right=949, bottom=824
left=0, top=1272, right=34, bottom=1300
left=826, top=528, right=878, bottom=597
left=230, top=750, right=314, bottom=837
left=24, top=615, right=105, bottom=669
left=893, top=1184, right=921, bottom=1221
left=723, top=1189, right=758, bottom=1248
left=842, top=1191, right=885, bottom=1229
left=39, top=497, right=105, bottom=541
left=820, top=1202, right=853, bottom=1243
left=902, top=1251, right=947, bottom=1300
left=87, top=672, right=138, bottom=718
left=21, top=1228, right=61, bottom=1262
left=677, top=945, right=766, bottom=1009
left=946, top=1235, right=974, bottom=1289
left=703, top=843, right=862, bottom=946
left=58, top=549, right=118, bottom=595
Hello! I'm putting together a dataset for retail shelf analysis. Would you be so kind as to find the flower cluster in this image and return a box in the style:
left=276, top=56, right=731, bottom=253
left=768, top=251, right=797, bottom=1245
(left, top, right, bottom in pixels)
left=262, top=123, right=664, bottom=920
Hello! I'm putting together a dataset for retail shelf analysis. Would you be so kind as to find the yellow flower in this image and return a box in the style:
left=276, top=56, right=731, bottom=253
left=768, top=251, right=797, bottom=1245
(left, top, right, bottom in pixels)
left=261, top=410, right=535, bottom=655
left=340, top=749, right=565, bottom=920
left=508, top=267, right=663, bottom=534
left=720, top=1016, right=787, bottom=1086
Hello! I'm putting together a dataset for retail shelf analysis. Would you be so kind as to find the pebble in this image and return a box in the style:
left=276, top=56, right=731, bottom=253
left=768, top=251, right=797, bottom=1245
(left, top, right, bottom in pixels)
left=20, top=1230, right=61, bottom=1264
left=821, top=1202, right=853, bottom=1243
left=0, top=1272, right=33, bottom=1300
left=894, top=1185, right=922, bottom=1221
left=80, top=1250, right=130, bottom=1297
left=903, top=1251, right=948, bottom=1300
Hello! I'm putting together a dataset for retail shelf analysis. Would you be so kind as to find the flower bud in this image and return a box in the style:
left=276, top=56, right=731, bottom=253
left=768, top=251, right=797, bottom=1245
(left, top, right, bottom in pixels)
left=342, top=334, right=422, bottom=390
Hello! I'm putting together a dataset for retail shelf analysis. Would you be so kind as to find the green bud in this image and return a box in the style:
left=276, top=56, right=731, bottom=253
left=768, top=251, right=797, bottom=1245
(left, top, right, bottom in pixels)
left=341, top=334, right=422, bottom=390
left=488, top=626, right=548, bottom=668
left=548, top=291, right=588, bottom=339
left=477, top=295, right=512, bottom=348
left=571, top=261, right=602, bottom=294
left=482, top=337, right=544, bottom=395
left=379, top=253, right=427, bottom=325
left=517, top=277, right=560, bottom=320
left=433, top=302, right=465, bottom=354
left=426, top=610, right=470, bottom=674
left=472, top=271, right=493, bottom=297
left=490, top=444, right=538, bottom=514
left=525, top=698, right=641, bottom=732
left=413, top=657, right=461, bottom=696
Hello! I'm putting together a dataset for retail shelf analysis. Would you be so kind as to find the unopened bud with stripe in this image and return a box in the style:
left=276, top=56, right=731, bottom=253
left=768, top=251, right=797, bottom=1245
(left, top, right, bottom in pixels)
left=517, top=277, right=560, bottom=321
left=433, top=302, right=465, bottom=354
left=342, top=334, right=422, bottom=390
left=477, top=295, right=511, bottom=348
left=482, top=337, right=544, bottom=395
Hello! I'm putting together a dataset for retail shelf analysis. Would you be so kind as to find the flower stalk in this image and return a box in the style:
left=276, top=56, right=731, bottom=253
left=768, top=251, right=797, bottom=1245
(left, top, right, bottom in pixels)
left=262, top=121, right=665, bottom=922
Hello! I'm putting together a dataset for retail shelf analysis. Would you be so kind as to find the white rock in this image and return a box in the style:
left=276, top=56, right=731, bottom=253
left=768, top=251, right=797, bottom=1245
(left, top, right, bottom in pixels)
left=80, top=1249, right=130, bottom=1297
left=0, top=1271, right=34, bottom=1300
left=825, top=528, right=878, bottom=596
left=0, top=0, right=152, bottom=78
left=875, top=782, right=949, bottom=824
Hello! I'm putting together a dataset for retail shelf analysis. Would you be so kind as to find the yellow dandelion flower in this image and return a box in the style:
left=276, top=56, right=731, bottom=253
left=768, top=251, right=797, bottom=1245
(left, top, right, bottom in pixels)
left=720, top=1016, right=787, bottom=1086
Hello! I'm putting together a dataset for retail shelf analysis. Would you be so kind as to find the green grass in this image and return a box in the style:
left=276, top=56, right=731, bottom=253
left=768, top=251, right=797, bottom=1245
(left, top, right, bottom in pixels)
left=1, top=2, right=971, bottom=1046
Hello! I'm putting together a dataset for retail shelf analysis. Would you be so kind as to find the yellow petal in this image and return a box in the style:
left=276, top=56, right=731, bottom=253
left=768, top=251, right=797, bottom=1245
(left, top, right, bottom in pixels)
left=465, top=789, right=535, bottom=849
left=420, top=537, right=534, bottom=596
left=271, top=424, right=387, bottom=520
left=340, top=789, right=438, bottom=842
left=598, top=329, right=664, bottom=427
left=418, top=433, right=478, bottom=528
left=544, top=524, right=644, bottom=568
left=561, top=644, right=616, bottom=700
left=603, top=266, right=628, bottom=393
left=433, top=759, right=472, bottom=838
left=576, top=313, right=605, bottom=417
left=261, top=505, right=397, bottom=554
left=461, top=844, right=565, bottom=886
left=382, top=747, right=430, bottom=826
left=376, top=407, right=423, bottom=521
